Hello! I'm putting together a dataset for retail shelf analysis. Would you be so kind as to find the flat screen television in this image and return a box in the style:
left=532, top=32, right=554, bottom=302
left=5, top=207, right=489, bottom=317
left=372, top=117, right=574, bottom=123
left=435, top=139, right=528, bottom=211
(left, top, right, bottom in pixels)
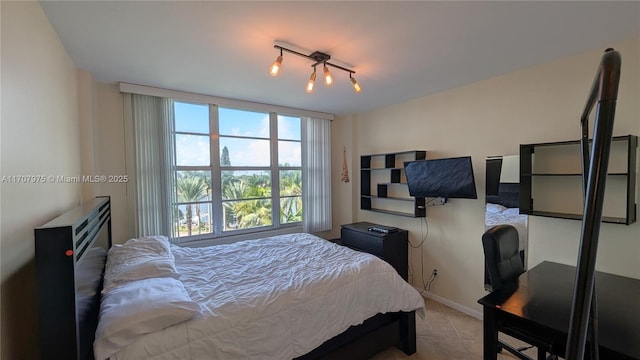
left=404, top=156, right=477, bottom=200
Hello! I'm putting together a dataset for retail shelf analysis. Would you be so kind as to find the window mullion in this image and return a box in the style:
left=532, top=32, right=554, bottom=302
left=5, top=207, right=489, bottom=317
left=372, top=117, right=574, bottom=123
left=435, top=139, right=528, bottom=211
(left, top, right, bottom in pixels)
left=270, top=112, right=280, bottom=228
left=210, top=104, right=223, bottom=236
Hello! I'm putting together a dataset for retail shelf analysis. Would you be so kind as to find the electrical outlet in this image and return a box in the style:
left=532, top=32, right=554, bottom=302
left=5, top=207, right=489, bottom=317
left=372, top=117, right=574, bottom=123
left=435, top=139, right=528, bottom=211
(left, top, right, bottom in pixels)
left=433, top=269, right=438, bottom=277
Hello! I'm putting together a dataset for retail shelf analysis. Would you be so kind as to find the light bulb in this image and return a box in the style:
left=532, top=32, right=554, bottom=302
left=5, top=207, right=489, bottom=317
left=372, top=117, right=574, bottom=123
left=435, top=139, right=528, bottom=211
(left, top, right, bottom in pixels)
left=351, top=76, right=362, bottom=93
left=269, top=55, right=283, bottom=76
left=306, top=70, right=316, bottom=93
left=323, top=65, right=333, bottom=86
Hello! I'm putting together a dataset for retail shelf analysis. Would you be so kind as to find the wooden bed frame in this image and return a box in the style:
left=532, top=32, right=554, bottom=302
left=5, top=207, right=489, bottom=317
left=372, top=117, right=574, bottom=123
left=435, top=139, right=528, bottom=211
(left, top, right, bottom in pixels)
left=35, top=197, right=416, bottom=359
left=35, top=196, right=112, bottom=360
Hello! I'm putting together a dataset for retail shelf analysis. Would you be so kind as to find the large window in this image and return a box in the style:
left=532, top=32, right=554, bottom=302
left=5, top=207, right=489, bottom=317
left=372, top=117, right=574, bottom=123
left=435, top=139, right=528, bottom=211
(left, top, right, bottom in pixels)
left=172, top=102, right=302, bottom=240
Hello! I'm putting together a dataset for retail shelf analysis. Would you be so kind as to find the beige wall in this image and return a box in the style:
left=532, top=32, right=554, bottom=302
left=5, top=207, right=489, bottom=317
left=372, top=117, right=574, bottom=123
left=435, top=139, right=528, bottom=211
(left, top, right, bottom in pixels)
left=77, top=75, right=132, bottom=244
left=333, top=36, right=640, bottom=314
left=77, top=70, right=99, bottom=202
left=94, top=83, right=130, bottom=244
left=1, top=2, right=82, bottom=358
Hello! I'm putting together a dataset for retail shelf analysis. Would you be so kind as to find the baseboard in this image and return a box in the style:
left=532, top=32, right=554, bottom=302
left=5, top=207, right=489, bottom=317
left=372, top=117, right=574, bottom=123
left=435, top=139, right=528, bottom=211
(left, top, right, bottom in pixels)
left=416, top=287, right=483, bottom=320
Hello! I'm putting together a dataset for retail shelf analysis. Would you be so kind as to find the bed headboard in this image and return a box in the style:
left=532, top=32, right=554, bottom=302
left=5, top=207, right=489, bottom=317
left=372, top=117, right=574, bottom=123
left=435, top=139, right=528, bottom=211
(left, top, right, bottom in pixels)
left=35, top=196, right=112, bottom=360
left=485, top=156, right=520, bottom=208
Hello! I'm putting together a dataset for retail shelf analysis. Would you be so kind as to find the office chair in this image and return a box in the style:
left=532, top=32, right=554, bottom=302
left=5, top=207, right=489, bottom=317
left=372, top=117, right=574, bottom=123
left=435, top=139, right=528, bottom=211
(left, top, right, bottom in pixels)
left=482, top=225, right=535, bottom=360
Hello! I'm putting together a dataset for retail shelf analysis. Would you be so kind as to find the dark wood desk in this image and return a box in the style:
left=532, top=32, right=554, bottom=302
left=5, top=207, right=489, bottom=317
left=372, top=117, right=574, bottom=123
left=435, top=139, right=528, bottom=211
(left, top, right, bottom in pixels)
left=478, top=261, right=640, bottom=360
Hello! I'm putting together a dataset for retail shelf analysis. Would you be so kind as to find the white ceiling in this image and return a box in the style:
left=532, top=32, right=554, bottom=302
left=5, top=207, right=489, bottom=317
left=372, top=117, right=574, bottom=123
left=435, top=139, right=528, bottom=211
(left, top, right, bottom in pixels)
left=40, top=1, right=639, bottom=116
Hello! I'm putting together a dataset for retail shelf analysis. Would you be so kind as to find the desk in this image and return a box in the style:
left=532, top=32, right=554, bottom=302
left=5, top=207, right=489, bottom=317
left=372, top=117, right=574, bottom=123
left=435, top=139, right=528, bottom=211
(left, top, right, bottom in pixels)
left=478, top=261, right=640, bottom=360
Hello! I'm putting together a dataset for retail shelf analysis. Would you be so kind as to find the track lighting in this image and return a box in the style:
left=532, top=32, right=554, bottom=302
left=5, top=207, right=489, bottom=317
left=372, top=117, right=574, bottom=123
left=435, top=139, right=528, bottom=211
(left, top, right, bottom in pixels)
left=269, top=44, right=361, bottom=93
left=306, top=67, right=316, bottom=93
left=269, top=49, right=283, bottom=76
left=350, top=73, right=362, bottom=93
left=323, top=64, right=333, bottom=86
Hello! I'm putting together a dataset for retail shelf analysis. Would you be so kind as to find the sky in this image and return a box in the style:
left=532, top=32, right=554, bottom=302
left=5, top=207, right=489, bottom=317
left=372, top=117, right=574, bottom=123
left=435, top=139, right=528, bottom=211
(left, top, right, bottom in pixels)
left=174, top=102, right=301, bottom=167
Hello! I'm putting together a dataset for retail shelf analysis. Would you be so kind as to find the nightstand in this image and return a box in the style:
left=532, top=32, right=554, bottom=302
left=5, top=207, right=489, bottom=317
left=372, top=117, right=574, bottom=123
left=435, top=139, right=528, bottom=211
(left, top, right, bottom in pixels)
left=340, top=222, right=408, bottom=281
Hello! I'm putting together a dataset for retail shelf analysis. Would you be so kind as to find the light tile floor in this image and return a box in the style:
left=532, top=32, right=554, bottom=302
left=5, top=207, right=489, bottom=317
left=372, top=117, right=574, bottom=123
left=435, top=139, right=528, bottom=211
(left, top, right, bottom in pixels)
left=369, top=297, right=539, bottom=360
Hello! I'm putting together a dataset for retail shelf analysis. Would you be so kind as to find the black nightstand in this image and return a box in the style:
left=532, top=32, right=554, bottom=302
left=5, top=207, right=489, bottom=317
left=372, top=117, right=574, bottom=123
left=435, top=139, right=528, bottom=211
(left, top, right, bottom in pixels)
left=340, top=222, right=408, bottom=281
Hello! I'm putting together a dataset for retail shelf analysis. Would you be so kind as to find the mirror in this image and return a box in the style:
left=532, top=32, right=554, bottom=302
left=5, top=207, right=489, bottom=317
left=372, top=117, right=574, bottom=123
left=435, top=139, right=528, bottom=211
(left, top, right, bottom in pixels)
left=485, top=155, right=528, bottom=268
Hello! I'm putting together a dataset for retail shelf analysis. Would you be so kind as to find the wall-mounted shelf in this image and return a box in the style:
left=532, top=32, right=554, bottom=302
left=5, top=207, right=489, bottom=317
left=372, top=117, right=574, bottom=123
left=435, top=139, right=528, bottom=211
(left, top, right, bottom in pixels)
left=519, top=135, right=637, bottom=225
left=361, top=150, right=426, bottom=217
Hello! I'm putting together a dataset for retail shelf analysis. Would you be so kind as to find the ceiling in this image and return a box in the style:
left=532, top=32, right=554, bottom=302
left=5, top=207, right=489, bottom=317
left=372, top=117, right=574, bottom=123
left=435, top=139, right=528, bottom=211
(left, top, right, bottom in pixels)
left=40, top=1, right=639, bottom=116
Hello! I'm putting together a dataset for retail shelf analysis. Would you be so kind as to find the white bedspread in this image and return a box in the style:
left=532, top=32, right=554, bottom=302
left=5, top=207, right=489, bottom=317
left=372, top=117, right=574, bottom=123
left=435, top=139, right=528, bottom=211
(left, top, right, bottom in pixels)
left=485, top=206, right=528, bottom=250
left=112, top=233, right=425, bottom=360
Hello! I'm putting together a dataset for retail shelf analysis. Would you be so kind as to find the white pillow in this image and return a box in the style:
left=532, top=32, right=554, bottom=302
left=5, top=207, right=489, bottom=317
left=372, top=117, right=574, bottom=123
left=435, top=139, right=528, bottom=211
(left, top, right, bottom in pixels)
left=502, top=207, right=522, bottom=216
left=94, top=277, right=201, bottom=360
left=103, top=236, right=179, bottom=293
left=486, top=203, right=508, bottom=213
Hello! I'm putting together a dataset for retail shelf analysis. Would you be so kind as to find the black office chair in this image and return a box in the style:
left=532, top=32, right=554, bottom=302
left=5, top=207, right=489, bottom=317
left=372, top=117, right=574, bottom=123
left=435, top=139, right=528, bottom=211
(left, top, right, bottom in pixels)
left=482, top=225, right=535, bottom=360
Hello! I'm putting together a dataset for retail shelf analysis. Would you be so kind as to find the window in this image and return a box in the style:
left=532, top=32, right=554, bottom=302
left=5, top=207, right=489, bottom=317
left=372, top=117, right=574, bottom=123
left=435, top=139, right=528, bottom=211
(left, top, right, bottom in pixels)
left=277, top=115, right=303, bottom=225
left=172, top=102, right=302, bottom=241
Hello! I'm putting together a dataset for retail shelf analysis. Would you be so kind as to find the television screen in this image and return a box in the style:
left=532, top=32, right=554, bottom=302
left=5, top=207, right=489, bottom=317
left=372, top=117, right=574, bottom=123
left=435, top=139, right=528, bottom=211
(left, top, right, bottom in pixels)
left=404, top=156, right=478, bottom=199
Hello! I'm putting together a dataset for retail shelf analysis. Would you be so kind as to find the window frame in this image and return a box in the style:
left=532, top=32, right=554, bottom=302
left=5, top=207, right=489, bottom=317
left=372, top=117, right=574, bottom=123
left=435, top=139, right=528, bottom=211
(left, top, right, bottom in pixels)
left=172, top=102, right=303, bottom=243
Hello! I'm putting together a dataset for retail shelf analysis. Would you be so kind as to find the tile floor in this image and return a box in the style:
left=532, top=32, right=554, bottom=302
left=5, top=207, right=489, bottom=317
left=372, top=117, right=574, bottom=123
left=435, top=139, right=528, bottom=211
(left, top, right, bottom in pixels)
left=369, top=297, right=538, bottom=360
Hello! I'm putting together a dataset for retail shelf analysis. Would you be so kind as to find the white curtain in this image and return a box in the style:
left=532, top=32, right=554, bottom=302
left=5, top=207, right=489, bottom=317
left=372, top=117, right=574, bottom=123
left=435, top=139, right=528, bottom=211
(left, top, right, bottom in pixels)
left=301, top=116, right=332, bottom=233
left=123, top=94, right=176, bottom=240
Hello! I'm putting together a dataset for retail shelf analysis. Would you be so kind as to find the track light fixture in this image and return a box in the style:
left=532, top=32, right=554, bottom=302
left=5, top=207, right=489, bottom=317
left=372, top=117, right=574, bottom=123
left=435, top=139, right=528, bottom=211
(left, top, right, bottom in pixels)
left=350, top=73, right=362, bottom=94
left=306, top=66, right=317, bottom=93
left=269, top=44, right=361, bottom=94
left=323, top=64, right=333, bottom=86
left=269, top=48, right=283, bottom=76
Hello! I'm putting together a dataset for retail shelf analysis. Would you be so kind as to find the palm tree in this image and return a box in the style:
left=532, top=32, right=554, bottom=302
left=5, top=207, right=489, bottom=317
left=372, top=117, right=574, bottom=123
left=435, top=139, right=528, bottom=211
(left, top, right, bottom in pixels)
left=280, top=170, right=302, bottom=223
left=235, top=199, right=272, bottom=228
left=176, top=174, right=208, bottom=236
left=280, top=170, right=302, bottom=196
left=222, top=179, right=245, bottom=230
left=221, top=174, right=274, bottom=229
left=281, top=196, right=302, bottom=223
left=245, top=173, right=271, bottom=197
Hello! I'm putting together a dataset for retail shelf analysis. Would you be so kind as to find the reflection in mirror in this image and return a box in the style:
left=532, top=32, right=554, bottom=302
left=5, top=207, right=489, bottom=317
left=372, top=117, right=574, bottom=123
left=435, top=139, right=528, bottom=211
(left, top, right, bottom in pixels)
left=485, top=155, right=528, bottom=268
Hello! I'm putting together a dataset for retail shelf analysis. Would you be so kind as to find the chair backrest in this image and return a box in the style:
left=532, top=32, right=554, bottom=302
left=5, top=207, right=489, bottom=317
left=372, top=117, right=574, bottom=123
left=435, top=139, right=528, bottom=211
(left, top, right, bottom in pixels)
left=482, top=224, right=524, bottom=291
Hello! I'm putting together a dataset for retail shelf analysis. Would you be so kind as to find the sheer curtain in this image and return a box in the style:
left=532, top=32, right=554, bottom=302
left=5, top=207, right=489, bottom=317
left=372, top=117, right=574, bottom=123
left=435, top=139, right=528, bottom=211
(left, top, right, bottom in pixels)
left=123, top=93, right=176, bottom=240
left=301, top=116, right=332, bottom=233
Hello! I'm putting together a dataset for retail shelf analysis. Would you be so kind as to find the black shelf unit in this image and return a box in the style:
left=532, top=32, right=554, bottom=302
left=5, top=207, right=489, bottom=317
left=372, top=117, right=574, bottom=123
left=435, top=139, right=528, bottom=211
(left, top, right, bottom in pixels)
left=361, top=150, right=426, bottom=217
left=520, top=134, right=637, bottom=225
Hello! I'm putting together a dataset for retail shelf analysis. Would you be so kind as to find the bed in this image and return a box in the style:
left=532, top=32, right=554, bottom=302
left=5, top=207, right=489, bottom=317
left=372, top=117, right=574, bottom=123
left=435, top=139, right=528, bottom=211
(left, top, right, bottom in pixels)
left=484, top=156, right=528, bottom=270
left=485, top=156, right=527, bottom=247
left=35, top=197, right=425, bottom=360
left=484, top=202, right=528, bottom=253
